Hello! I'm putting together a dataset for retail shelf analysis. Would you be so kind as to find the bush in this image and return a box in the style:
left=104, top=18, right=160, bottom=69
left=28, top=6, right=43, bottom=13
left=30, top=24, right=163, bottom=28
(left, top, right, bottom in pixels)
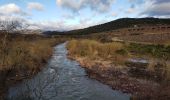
left=127, top=43, right=170, bottom=59
left=115, top=49, right=128, bottom=55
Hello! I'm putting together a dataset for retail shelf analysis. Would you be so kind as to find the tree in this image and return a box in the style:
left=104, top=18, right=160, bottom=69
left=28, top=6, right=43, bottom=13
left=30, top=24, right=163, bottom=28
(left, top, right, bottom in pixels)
left=0, top=19, right=29, bottom=96
left=0, top=19, right=29, bottom=66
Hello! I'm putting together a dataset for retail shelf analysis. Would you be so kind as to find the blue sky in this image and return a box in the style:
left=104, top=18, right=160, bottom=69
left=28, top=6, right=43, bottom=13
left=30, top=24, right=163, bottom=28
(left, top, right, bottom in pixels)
left=0, top=0, right=170, bottom=31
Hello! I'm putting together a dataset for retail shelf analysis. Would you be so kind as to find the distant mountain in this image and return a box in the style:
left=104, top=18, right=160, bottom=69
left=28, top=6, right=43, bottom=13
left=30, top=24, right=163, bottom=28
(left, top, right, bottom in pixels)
left=19, top=30, right=43, bottom=35
left=43, top=18, right=170, bottom=36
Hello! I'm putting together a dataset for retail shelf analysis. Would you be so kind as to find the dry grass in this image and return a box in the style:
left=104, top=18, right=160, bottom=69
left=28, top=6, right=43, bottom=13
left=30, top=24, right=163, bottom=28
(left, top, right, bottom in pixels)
left=0, top=34, right=65, bottom=71
left=67, top=39, right=170, bottom=99
left=119, top=33, right=170, bottom=44
left=67, top=39, right=127, bottom=64
left=1, top=40, right=48, bottom=70
left=0, top=33, right=67, bottom=99
left=165, top=40, right=170, bottom=45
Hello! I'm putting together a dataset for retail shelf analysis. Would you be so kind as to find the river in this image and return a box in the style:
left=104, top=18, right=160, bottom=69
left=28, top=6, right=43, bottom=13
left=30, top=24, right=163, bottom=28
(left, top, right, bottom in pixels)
left=7, top=43, right=130, bottom=100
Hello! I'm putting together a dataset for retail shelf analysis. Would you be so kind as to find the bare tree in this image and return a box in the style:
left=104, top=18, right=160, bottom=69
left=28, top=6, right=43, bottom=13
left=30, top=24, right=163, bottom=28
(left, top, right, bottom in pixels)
left=0, top=19, right=29, bottom=66
left=0, top=19, right=29, bottom=99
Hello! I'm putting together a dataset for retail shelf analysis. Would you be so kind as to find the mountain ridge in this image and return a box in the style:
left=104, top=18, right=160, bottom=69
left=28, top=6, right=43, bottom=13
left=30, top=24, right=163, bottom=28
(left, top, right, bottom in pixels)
left=43, top=17, right=170, bottom=35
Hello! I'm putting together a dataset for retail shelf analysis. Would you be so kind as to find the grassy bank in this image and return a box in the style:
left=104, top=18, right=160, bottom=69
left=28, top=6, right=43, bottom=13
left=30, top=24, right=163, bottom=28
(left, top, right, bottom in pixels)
left=67, top=39, right=170, bottom=99
left=0, top=33, right=66, bottom=99
left=67, top=39, right=170, bottom=60
left=67, top=39, right=128, bottom=65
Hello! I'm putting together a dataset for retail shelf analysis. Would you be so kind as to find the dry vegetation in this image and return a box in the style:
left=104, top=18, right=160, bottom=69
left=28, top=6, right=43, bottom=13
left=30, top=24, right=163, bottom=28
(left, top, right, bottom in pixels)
left=67, top=39, right=170, bottom=63
left=1, top=39, right=49, bottom=70
left=0, top=33, right=66, bottom=99
left=67, top=39, right=128, bottom=65
left=0, top=34, right=65, bottom=71
left=119, top=33, right=170, bottom=44
left=67, top=39, right=170, bottom=99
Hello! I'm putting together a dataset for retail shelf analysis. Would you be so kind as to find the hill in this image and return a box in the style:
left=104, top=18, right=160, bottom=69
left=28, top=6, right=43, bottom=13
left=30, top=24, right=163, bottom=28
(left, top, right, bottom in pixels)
left=43, top=17, right=170, bottom=35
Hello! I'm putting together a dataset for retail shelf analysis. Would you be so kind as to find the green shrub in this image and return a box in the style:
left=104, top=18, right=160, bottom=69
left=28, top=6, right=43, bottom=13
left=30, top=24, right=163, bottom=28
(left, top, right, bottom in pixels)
left=127, top=43, right=170, bottom=59
left=115, top=49, right=128, bottom=55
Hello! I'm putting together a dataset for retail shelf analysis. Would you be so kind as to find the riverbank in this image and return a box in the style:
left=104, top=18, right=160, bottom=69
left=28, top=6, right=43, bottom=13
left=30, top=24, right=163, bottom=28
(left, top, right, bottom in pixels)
left=68, top=57, right=161, bottom=99
left=7, top=43, right=130, bottom=100
left=0, top=33, right=66, bottom=100
left=67, top=40, right=170, bottom=100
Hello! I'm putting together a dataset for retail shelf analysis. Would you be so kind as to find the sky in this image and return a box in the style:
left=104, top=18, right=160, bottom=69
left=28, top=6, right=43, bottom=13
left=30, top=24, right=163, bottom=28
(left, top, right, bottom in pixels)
left=0, top=0, right=170, bottom=31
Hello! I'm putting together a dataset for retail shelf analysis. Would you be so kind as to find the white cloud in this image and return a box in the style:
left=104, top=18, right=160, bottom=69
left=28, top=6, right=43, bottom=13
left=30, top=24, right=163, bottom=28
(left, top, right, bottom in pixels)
left=27, top=2, right=44, bottom=11
left=128, top=0, right=136, bottom=2
left=27, top=16, right=111, bottom=31
left=141, top=0, right=170, bottom=17
left=145, top=2, right=170, bottom=16
left=62, top=13, right=75, bottom=19
left=57, top=0, right=85, bottom=11
left=27, top=20, right=72, bottom=31
left=0, top=15, right=19, bottom=21
left=56, top=0, right=115, bottom=12
left=0, top=3, right=24, bottom=15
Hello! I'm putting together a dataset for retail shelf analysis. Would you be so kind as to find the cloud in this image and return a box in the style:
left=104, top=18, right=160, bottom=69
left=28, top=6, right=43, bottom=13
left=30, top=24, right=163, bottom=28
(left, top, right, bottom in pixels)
left=62, top=13, right=75, bottom=19
left=0, top=15, right=68, bottom=31
left=0, top=3, right=26, bottom=15
left=29, top=20, right=84, bottom=31
left=128, top=0, right=136, bottom=2
left=27, top=2, right=44, bottom=11
left=28, top=15, right=112, bottom=31
left=28, top=20, right=73, bottom=31
left=57, top=0, right=115, bottom=12
left=79, top=18, right=107, bottom=29
left=153, top=0, right=170, bottom=4
left=0, top=15, right=21, bottom=21
left=141, top=0, right=170, bottom=17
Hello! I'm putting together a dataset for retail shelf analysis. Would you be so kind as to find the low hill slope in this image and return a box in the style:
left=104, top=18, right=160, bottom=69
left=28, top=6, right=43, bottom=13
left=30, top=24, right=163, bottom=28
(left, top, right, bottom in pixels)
left=43, top=18, right=170, bottom=35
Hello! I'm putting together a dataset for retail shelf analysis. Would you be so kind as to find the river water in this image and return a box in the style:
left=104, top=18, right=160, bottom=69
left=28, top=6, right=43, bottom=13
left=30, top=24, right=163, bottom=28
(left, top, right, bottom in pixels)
left=7, top=43, right=130, bottom=100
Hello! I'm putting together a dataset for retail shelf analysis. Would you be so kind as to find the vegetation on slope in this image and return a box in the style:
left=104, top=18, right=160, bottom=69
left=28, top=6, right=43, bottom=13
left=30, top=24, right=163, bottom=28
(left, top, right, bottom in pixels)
left=44, top=18, right=170, bottom=35
left=128, top=43, right=170, bottom=59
